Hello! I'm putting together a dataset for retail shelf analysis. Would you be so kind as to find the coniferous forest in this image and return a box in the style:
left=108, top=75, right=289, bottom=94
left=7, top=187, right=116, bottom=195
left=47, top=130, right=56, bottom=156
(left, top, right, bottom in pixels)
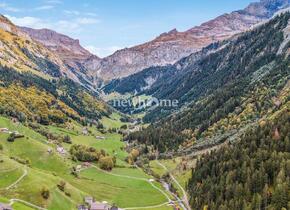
left=0, top=1, right=290, bottom=210
left=188, top=108, right=290, bottom=210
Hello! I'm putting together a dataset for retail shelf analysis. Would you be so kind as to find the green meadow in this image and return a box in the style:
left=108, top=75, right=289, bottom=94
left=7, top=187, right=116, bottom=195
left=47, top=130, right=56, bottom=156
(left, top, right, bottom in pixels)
left=0, top=116, right=171, bottom=210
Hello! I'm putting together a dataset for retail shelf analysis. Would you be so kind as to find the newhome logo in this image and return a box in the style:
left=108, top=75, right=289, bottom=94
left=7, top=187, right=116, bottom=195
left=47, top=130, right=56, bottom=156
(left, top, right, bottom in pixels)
left=112, top=96, right=179, bottom=109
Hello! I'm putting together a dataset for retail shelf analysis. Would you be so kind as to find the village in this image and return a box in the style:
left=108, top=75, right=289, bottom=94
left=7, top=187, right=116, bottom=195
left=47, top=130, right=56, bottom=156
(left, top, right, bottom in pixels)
left=0, top=203, right=13, bottom=210
left=0, top=120, right=178, bottom=210
left=0, top=198, right=121, bottom=210
left=77, top=197, right=121, bottom=210
left=0, top=124, right=125, bottom=210
left=0, top=128, right=22, bottom=137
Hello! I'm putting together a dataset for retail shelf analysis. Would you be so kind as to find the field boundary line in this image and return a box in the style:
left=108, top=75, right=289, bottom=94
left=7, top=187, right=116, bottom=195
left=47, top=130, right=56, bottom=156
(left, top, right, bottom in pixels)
left=10, top=198, right=47, bottom=210
left=155, top=159, right=191, bottom=210
left=2, top=168, right=27, bottom=190
left=88, top=164, right=172, bottom=208
left=0, top=166, right=19, bottom=173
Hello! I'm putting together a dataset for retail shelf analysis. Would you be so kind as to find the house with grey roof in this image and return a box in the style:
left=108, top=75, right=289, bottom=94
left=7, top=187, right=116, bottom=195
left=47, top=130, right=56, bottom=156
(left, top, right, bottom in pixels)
left=77, top=204, right=88, bottom=210
left=0, top=203, right=13, bottom=210
left=90, top=202, right=109, bottom=210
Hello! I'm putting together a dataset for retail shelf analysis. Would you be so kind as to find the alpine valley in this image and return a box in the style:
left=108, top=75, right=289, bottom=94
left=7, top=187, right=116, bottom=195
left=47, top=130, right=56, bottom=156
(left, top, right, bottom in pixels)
left=0, top=0, right=289, bottom=210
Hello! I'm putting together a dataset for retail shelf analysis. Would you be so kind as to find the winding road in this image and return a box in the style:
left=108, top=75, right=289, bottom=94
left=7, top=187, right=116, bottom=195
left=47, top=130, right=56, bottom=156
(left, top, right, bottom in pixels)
left=5, top=167, right=28, bottom=190
left=88, top=164, right=173, bottom=210
left=1, top=167, right=47, bottom=210
left=155, top=159, right=191, bottom=210
left=9, top=198, right=47, bottom=210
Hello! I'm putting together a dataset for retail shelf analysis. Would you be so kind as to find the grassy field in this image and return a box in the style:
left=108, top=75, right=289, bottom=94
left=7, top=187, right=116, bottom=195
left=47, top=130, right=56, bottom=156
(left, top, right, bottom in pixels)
left=0, top=167, right=24, bottom=188
left=0, top=196, right=35, bottom=210
left=100, top=112, right=127, bottom=129
left=150, top=158, right=195, bottom=198
left=72, top=167, right=167, bottom=208
left=0, top=116, right=173, bottom=210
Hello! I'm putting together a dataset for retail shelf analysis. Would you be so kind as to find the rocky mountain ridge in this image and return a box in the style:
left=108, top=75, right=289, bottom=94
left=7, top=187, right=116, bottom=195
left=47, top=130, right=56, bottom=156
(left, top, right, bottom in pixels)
left=20, top=27, right=100, bottom=68
left=91, top=0, right=290, bottom=81
left=20, top=27, right=101, bottom=88
left=0, top=15, right=78, bottom=80
left=2, top=0, right=290, bottom=86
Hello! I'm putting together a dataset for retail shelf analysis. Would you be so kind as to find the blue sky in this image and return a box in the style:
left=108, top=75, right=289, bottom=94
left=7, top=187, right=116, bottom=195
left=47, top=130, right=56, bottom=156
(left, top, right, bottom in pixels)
left=0, top=0, right=257, bottom=57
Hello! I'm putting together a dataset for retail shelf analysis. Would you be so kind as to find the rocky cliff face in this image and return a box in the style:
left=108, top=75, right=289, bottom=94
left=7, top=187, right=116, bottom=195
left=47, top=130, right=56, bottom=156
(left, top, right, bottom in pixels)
left=90, top=0, right=290, bottom=81
left=0, top=15, right=80, bottom=80
left=11, top=0, right=290, bottom=84
left=20, top=27, right=101, bottom=71
left=20, top=26, right=101, bottom=88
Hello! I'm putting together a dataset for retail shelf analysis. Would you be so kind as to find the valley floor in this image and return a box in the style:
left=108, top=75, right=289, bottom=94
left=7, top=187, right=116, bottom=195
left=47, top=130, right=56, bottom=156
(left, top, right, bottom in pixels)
left=0, top=116, right=176, bottom=210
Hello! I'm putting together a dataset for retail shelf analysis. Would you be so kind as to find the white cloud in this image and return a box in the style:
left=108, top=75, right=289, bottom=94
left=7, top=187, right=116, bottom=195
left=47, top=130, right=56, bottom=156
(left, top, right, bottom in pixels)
left=85, top=12, right=97, bottom=17
left=64, top=10, right=80, bottom=16
left=85, top=45, right=122, bottom=58
left=55, top=18, right=100, bottom=33
left=64, top=10, right=98, bottom=18
left=56, top=20, right=79, bottom=31
left=34, top=5, right=54, bottom=11
left=5, top=15, right=51, bottom=29
left=76, top=17, right=99, bottom=24
left=0, top=3, right=20, bottom=12
left=6, top=14, right=100, bottom=34
left=46, top=0, right=62, bottom=4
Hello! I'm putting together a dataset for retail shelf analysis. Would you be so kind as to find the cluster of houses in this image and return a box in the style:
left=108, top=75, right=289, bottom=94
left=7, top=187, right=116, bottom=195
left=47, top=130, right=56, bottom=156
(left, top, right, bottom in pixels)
left=47, top=145, right=68, bottom=156
left=78, top=197, right=120, bottom=210
left=0, top=128, right=21, bottom=136
left=75, top=162, right=91, bottom=172
left=56, top=145, right=67, bottom=155
left=0, top=203, right=13, bottom=210
left=82, top=127, right=106, bottom=141
left=96, top=136, right=105, bottom=140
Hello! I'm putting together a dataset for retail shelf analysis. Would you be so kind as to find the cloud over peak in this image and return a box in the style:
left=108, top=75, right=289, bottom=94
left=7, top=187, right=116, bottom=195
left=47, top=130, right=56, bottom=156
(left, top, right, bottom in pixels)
left=5, top=14, right=100, bottom=34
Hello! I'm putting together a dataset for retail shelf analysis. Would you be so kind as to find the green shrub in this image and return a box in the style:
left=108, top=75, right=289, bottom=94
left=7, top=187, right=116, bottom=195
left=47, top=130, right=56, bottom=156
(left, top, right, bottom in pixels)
left=7, top=133, right=16, bottom=142
left=41, top=187, right=50, bottom=199
left=99, top=156, right=115, bottom=171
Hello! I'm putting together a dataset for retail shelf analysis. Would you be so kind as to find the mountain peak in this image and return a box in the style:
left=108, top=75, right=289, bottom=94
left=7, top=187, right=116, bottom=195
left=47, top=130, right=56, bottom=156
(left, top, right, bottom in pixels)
left=165, top=28, right=179, bottom=35
left=0, top=15, right=27, bottom=37
left=92, top=0, right=290, bottom=81
left=244, top=0, right=290, bottom=17
left=0, top=15, right=12, bottom=25
left=20, top=27, right=93, bottom=59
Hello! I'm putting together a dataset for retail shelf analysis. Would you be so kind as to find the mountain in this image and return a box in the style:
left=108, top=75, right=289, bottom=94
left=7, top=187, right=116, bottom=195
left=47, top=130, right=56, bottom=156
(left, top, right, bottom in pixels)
left=0, top=15, right=112, bottom=126
left=0, top=15, right=76, bottom=79
left=20, top=27, right=93, bottom=62
left=102, top=41, right=223, bottom=96
left=126, top=12, right=290, bottom=152
left=20, top=26, right=101, bottom=88
left=188, top=107, right=290, bottom=209
left=92, top=0, right=290, bottom=81
left=16, top=0, right=290, bottom=84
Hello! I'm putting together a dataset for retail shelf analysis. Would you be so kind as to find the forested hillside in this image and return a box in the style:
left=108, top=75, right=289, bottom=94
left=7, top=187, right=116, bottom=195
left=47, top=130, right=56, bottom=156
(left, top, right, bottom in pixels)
left=188, top=106, right=290, bottom=210
left=126, top=13, right=290, bottom=152
left=0, top=66, right=111, bottom=125
left=102, top=41, right=224, bottom=96
left=102, top=66, right=173, bottom=95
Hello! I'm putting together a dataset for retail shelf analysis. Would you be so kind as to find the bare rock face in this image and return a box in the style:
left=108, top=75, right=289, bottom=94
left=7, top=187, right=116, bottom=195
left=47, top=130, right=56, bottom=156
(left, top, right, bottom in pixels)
left=0, top=15, right=29, bottom=38
left=0, top=15, right=80, bottom=81
left=88, top=0, right=290, bottom=81
left=12, top=0, right=290, bottom=85
left=20, top=27, right=101, bottom=88
left=20, top=27, right=99, bottom=67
